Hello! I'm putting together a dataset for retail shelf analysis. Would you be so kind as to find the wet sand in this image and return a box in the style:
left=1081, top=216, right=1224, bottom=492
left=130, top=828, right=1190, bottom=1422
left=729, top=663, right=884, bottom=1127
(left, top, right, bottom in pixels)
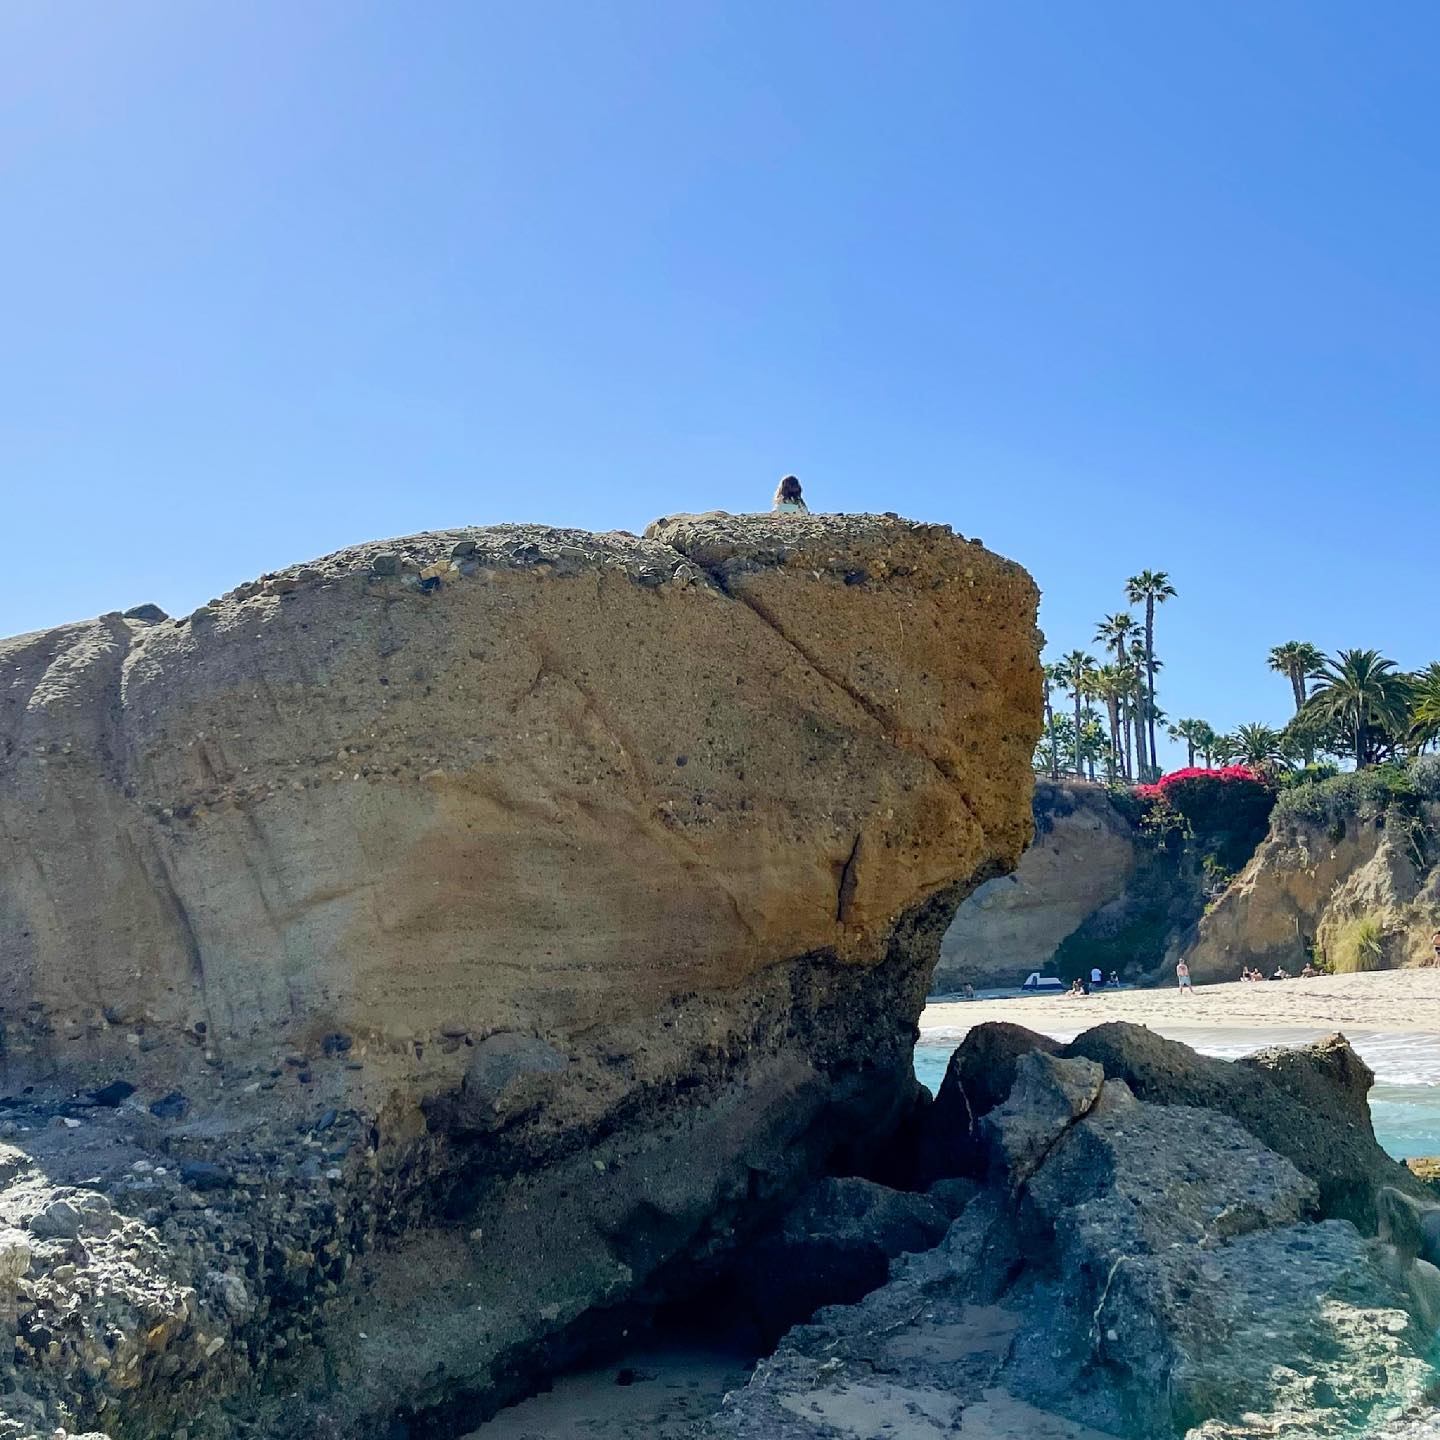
left=923, top=967, right=1440, bottom=1039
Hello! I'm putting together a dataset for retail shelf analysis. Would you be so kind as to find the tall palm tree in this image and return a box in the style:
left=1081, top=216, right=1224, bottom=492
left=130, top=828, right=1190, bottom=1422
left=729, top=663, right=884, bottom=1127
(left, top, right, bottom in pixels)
left=1128, top=639, right=1160, bottom=778
left=1411, top=662, right=1440, bottom=753
left=1092, top=665, right=1129, bottom=776
left=1125, top=570, right=1177, bottom=781
left=1168, top=718, right=1210, bottom=769
left=1095, top=613, right=1141, bottom=777
left=1195, top=720, right=1219, bottom=767
left=1302, top=649, right=1411, bottom=769
left=1060, top=650, right=1097, bottom=778
left=1268, top=641, right=1325, bottom=765
left=1040, top=664, right=1063, bottom=779
left=1267, top=641, right=1325, bottom=714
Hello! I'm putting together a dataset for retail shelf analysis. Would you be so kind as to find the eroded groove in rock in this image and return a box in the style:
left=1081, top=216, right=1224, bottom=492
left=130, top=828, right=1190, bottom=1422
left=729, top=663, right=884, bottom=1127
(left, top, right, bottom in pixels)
left=0, top=512, right=1041, bottom=1439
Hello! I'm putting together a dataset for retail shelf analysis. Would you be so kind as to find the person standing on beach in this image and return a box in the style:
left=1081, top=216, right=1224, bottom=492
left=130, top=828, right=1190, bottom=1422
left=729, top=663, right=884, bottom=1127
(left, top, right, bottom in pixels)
left=1176, top=960, right=1194, bottom=994
left=773, top=475, right=809, bottom=513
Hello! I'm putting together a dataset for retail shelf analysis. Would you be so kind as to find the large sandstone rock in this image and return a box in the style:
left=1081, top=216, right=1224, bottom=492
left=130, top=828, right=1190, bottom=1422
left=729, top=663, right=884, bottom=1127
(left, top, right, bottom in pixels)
left=0, top=513, right=1041, bottom=1438
left=1, top=514, right=1037, bottom=1088
left=935, top=779, right=1138, bottom=991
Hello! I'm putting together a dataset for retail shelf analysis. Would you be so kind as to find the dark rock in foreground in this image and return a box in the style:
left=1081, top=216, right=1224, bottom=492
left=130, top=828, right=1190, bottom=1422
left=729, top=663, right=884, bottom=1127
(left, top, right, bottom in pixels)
left=704, top=1024, right=1440, bottom=1440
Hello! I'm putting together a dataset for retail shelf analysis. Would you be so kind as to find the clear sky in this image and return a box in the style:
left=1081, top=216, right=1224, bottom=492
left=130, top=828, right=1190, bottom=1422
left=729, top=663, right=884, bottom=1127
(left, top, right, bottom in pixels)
left=4, top=3, right=1439, bottom=769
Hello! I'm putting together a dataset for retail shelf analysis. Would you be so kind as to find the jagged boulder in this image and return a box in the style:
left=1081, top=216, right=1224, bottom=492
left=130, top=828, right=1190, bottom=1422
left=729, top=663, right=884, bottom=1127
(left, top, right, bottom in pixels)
left=707, top=1055, right=1439, bottom=1440
left=980, top=1050, right=1103, bottom=1185
left=1062, top=1022, right=1424, bottom=1230
left=914, top=1021, right=1060, bottom=1183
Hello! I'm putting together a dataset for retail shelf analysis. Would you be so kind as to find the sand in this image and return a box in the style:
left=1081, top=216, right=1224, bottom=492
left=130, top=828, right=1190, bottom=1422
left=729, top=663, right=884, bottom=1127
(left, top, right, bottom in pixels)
left=462, top=1344, right=753, bottom=1439
left=922, top=967, right=1440, bottom=1040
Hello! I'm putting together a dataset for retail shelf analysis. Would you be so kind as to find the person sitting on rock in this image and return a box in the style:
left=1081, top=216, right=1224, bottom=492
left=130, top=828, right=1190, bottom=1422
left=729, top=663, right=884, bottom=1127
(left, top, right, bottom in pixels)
left=773, top=475, right=809, bottom=513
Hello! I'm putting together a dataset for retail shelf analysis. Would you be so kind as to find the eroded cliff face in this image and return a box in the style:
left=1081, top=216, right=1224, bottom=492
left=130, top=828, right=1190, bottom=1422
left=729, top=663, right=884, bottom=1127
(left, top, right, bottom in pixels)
left=1185, top=803, right=1440, bottom=982
left=0, top=512, right=1042, bottom=1438
left=933, top=780, right=1138, bottom=991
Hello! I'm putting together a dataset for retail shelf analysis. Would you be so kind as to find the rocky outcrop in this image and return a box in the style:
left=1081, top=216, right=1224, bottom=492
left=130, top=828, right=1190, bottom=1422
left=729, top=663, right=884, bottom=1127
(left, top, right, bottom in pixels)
left=934, top=780, right=1138, bottom=991
left=1184, top=804, right=1440, bottom=982
left=0, top=513, right=1041, bottom=1438
left=707, top=1024, right=1440, bottom=1440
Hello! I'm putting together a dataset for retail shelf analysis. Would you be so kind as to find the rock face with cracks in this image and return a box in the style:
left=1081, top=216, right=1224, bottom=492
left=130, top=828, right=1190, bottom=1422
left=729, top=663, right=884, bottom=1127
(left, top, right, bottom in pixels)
left=708, top=1024, right=1440, bottom=1440
left=0, top=512, right=1042, bottom=1438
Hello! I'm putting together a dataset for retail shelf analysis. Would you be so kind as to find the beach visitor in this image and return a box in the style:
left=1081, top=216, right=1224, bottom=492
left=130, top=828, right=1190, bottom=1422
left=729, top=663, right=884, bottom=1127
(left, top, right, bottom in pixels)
left=1090, top=966, right=1104, bottom=988
left=1432, top=928, right=1440, bottom=965
left=773, top=475, right=809, bottom=513
left=1108, top=970, right=1120, bottom=988
left=1176, top=960, right=1193, bottom=995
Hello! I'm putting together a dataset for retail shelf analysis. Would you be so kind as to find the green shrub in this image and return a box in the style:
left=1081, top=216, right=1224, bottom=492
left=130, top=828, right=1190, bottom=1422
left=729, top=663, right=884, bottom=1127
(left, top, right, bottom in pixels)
left=1327, top=914, right=1386, bottom=973
left=1273, top=761, right=1433, bottom=828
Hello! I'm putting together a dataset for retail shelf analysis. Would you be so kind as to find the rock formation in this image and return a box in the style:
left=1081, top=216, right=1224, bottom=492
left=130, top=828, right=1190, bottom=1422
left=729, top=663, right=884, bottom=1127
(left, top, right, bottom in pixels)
left=0, top=512, right=1042, bottom=1438
left=934, top=779, right=1138, bottom=990
left=707, top=1024, right=1440, bottom=1439
left=1184, top=802, right=1440, bottom=982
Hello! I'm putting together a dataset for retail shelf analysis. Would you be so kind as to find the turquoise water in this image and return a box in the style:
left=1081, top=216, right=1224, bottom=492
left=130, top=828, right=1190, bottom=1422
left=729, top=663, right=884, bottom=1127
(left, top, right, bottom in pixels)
left=914, top=1025, right=1440, bottom=1161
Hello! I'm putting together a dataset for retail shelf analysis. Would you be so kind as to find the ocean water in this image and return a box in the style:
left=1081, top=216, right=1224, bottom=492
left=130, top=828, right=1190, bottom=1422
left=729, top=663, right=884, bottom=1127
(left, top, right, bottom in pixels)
left=914, top=1024, right=1440, bottom=1160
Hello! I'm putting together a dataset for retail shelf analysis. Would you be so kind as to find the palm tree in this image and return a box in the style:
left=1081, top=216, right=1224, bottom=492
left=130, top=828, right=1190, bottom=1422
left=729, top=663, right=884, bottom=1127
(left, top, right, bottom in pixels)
left=1302, top=649, right=1412, bottom=769
left=1212, top=733, right=1241, bottom=767
left=1168, top=718, right=1211, bottom=769
left=1040, top=663, right=1065, bottom=779
left=1411, top=662, right=1440, bottom=752
left=1128, top=639, right=1160, bottom=778
left=1060, top=650, right=1097, bottom=778
left=1233, top=722, right=1289, bottom=771
left=1267, top=641, right=1325, bottom=714
left=1092, top=665, right=1129, bottom=776
left=1125, top=570, right=1177, bottom=781
left=1268, top=640, right=1325, bottom=765
left=1094, top=613, right=1140, bottom=778
left=1194, top=720, right=1219, bottom=767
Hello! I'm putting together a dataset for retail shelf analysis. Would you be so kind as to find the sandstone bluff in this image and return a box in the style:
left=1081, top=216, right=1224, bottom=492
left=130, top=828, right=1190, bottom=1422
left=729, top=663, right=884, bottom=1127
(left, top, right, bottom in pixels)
left=0, top=512, right=1042, bottom=1438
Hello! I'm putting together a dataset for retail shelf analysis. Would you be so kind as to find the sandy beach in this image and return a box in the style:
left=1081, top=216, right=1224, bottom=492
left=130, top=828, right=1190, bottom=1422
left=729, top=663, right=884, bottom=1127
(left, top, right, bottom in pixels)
left=922, top=967, right=1440, bottom=1039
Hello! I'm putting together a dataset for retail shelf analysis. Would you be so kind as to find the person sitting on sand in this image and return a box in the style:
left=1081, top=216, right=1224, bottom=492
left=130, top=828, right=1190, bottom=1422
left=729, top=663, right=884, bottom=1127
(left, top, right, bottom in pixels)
left=1272, top=967, right=1291, bottom=981
left=1176, top=960, right=1193, bottom=994
left=773, top=475, right=809, bottom=513
left=962, top=982, right=975, bottom=1001
left=1108, top=970, right=1120, bottom=988
left=1066, top=978, right=1086, bottom=998
left=1300, top=962, right=1318, bottom=978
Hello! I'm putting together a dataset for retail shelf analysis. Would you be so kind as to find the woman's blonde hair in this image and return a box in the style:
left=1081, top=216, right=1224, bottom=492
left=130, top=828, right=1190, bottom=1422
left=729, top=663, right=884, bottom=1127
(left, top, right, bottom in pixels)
left=774, top=474, right=803, bottom=505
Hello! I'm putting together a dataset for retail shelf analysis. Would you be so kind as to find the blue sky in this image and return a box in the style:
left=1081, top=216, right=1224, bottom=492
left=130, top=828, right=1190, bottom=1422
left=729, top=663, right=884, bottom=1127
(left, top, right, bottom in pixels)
left=4, top=2, right=1439, bottom=768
